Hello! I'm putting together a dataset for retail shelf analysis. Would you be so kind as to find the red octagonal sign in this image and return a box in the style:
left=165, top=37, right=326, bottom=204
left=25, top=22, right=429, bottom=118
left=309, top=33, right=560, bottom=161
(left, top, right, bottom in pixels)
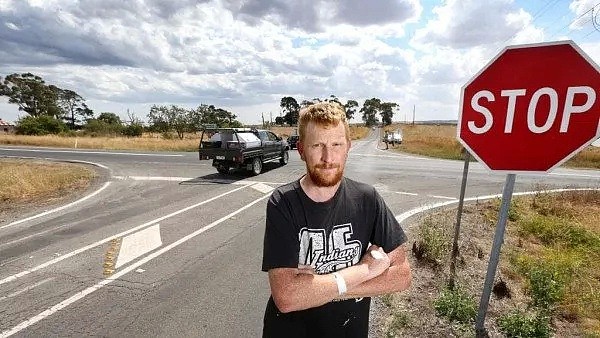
left=458, top=41, right=600, bottom=172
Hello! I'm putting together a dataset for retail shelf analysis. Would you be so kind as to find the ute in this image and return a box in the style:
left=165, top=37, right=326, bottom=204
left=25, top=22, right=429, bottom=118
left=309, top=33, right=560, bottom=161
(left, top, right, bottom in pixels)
left=198, top=127, right=289, bottom=175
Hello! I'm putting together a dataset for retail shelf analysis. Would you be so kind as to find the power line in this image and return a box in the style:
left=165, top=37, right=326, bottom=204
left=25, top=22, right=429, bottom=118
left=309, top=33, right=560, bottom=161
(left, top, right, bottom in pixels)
left=548, top=2, right=600, bottom=40
left=531, top=0, right=562, bottom=23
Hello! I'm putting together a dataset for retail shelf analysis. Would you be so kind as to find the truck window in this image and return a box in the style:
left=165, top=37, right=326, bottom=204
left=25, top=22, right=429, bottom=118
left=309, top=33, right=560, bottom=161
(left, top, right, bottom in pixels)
left=258, top=131, right=268, bottom=141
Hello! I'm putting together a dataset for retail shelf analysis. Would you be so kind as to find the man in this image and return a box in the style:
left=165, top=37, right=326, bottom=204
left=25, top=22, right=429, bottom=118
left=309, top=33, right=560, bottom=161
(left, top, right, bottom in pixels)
left=262, top=102, right=411, bottom=337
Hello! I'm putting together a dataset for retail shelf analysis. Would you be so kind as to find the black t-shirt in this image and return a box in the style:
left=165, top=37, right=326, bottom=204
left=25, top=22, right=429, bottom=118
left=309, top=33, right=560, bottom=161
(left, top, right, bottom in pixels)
left=262, top=177, right=407, bottom=337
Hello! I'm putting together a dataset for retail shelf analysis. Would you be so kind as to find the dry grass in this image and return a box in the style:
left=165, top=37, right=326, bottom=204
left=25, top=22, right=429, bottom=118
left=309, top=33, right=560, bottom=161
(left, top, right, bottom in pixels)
left=387, top=124, right=463, bottom=160
left=0, top=134, right=200, bottom=152
left=385, top=123, right=600, bottom=169
left=0, top=159, right=96, bottom=208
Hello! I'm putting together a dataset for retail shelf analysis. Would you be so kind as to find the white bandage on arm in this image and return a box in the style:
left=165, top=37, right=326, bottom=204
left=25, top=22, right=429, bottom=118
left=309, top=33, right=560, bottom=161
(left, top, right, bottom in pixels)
left=332, top=272, right=347, bottom=296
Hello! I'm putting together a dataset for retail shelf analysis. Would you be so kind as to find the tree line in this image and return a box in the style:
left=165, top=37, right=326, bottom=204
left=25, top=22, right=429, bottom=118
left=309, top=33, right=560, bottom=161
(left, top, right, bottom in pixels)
left=0, top=73, right=244, bottom=138
left=1, top=73, right=399, bottom=137
left=278, top=95, right=398, bottom=127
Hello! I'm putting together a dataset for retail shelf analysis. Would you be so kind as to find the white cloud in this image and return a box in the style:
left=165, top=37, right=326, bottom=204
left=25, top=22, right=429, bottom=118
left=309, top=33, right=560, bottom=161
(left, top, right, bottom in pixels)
left=0, top=0, right=597, bottom=126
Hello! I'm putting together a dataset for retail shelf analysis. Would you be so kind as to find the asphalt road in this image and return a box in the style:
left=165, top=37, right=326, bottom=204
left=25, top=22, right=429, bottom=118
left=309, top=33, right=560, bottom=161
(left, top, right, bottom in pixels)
left=1, top=129, right=599, bottom=337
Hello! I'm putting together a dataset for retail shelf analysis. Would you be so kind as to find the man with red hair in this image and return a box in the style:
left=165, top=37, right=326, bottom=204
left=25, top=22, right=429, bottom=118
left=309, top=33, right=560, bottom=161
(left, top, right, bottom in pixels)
left=262, top=102, right=411, bottom=337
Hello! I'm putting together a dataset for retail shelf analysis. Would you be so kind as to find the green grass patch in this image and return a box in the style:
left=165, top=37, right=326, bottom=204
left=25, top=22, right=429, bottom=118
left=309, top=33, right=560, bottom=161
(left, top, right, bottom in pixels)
left=433, top=286, right=477, bottom=324
left=504, top=191, right=600, bottom=333
left=415, top=217, right=451, bottom=265
left=497, top=309, right=551, bottom=338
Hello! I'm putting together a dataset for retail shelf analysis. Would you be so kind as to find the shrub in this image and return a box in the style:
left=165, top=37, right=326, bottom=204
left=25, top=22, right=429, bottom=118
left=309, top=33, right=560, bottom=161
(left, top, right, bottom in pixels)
left=497, top=309, right=551, bottom=338
left=16, top=115, right=67, bottom=135
left=83, top=119, right=123, bottom=136
left=527, top=265, right=566, bottom=311
left=434, top=286, right=476, bottom=324
left=416, top=218, right=450, bottom=264
left=122, top=123, right=144, bottom=137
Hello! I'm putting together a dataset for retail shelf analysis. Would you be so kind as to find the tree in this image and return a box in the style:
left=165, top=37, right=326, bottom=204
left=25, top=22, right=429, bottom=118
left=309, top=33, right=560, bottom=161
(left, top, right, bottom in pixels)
left=380, top=102, right=398, bottom=126
left=361, top=98, right=381, bottom=127
left=58, top=89, right=93, bottom=129
left=83, top=112, right=123, bottom=136
left=280, top=96, right=300, bottom=126
left=15, top=115, right=67, bottom=135
left=344, top=100, right=359, bottom=120
left=147, top=105, right=189, bottom=139
left=97, top=112, right=122, bottom=125
left=0, top=73, right=61, bottom=117
left=194, top=104, right=243, bottom=129
left=274, top=116, right=284, bottom=126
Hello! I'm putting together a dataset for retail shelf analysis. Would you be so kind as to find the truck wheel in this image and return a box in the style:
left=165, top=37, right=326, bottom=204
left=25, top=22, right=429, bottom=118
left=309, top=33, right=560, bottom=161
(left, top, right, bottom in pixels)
left=216, top=164, right=229, bottom=174
left=279, top=151, right=289, bottom=165
left=251, top=157, right=262, bottom=176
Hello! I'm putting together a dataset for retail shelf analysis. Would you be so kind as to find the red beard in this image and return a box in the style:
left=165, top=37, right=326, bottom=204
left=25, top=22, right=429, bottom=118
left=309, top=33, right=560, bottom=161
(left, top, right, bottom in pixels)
left=307, top=163, right=344, bottom=187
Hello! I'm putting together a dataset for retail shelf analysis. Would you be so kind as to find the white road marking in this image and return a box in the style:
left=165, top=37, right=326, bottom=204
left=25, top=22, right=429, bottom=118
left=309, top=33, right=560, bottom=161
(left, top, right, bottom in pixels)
left=0, top=148, right=183, bottom=157
left=0, top=278, right=55, bottom=302
left=351, top=152, right=418, bottom=159
left=115, top=224, right=162, bottom=269
left=0, top=184, right=250, bottom=286
left=0, top=182, right=112, bottom=230
left=251, top=183, right=274, bottom=194
left=0, top=193, right=271, bottom=338
left=549, top=172, right=600, bottom=178
left=0, top=224, right=70, bottom=248
left=392, top=191, right=419, bottom=196
left=113, top=176, right=286, bottom=186
left=428, top=195, right=457, bottom=200
left=396, top=188, right=600, bottom=225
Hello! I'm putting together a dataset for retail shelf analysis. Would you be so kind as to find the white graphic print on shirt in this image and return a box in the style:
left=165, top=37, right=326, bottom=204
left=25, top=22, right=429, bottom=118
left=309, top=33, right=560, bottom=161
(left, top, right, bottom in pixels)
left=298, top=223, right=362, bottom=274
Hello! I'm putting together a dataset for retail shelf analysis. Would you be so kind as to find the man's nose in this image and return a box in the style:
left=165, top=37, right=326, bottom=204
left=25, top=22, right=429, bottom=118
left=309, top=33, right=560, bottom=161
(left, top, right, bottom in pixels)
left=320, top=145, right=333, bottom=163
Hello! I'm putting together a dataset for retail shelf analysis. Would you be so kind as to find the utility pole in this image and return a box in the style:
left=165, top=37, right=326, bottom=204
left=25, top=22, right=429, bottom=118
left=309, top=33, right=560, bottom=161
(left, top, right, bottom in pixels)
left=412, top=105, right=415, bottom=125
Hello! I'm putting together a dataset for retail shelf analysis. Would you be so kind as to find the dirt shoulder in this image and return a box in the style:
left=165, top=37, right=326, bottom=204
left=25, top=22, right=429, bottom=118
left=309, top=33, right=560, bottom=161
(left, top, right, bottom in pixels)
left=372, top=202, right=585, bottom=337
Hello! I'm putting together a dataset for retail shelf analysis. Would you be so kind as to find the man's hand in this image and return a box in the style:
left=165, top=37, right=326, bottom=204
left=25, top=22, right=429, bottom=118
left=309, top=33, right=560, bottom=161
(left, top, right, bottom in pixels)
left=359, top=245, right=390, bottom=280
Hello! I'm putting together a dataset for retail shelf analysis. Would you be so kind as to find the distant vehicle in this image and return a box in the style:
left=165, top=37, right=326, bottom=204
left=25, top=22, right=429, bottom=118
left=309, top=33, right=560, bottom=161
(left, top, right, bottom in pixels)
left=288, top=135, right=299, bottom=149
left=383, top=129, right=403, bottom=146
left=198, top=127, right=289, bottom=175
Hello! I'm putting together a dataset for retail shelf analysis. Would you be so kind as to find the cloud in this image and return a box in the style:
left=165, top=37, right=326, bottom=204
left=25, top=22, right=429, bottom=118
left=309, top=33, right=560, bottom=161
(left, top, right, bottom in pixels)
left=413, top=0, right=542, bottom=49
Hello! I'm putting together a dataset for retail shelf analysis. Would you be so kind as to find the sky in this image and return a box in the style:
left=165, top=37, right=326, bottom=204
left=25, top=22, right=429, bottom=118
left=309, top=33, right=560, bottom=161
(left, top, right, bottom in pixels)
left=1, top=0, right=600, bottom=125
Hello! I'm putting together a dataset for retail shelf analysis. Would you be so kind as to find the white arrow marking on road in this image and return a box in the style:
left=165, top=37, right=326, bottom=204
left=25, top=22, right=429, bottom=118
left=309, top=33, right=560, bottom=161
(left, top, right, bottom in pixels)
left=115, top=224, right=162, bottom=269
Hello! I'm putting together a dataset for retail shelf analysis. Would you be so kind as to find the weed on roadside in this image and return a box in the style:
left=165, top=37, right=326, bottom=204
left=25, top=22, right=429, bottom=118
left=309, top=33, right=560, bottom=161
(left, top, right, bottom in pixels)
left=433, top=286, right=477, bottom=324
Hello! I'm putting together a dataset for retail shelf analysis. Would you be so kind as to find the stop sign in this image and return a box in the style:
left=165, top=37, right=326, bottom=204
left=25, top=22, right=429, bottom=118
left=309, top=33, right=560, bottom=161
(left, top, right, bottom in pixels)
left=458, top=40, right=600, bottom=172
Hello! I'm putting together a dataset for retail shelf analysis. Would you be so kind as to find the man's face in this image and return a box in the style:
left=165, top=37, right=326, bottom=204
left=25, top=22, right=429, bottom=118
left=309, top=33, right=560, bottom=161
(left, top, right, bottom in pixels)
left=298, top=121, right=350, bottom=187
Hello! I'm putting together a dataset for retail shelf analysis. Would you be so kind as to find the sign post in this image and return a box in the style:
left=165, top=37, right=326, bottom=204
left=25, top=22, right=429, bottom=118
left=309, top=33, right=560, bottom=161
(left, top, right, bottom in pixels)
left=457, top=40, right=600, bottom=335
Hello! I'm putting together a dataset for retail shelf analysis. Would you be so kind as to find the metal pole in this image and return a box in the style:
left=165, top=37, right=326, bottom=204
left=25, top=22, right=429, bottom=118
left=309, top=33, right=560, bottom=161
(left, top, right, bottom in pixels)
left=448, top=151, right=470, bottom=290
left=475, top=173, right=516, bottom=336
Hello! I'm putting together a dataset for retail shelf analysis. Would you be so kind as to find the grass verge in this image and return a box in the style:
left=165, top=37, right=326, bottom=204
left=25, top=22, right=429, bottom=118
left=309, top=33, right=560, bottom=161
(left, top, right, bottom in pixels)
left=0, top=159, right=96, bottom=210
left=385, top=123, right=600, bottom=169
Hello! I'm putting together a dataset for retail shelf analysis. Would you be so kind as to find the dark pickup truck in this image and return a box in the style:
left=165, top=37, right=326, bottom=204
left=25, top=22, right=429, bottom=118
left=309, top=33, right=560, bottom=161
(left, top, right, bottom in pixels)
left=198, top=128, right=289, bottom=175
